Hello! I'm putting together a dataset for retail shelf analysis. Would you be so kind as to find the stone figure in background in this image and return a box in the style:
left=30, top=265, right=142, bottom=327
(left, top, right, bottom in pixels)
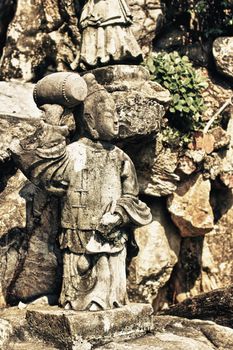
left=10, top=72, right=152, bottom=311
left=72, top=0, right=143, bottom=69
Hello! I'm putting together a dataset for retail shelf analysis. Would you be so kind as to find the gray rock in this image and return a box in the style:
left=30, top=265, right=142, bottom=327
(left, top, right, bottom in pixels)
left=0, top=81, right=39, bottom=117
left=0, top=170, right=27, bottom=307
left=153, top=316, right=233, bottom=350
left=128, top=199, right=180, bottom=305
left=0, top=114, right=41, bottom=163
left=0, top=0, right=78, bottom=81
left=10, top=185, right=62, bottom=302
left=126, top=135, right=179, bottom=197
left=129, top=0, right=164, bottom=54
left=206, top=189, right=233, bottom=287
left=0, top=319, right=12, bottom=348
left=91, top=65, right=170, bottom=141
left=167, top=173, right=214, bottom=237
left=97, top=316, right=233, bottom=349
left=213, top=37, right=233, bottom=80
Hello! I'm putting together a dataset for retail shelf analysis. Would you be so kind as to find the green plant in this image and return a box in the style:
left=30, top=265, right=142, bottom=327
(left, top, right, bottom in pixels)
left=144, top=51, right=208, bottom=144
left=160, top=126, right=193, bottom=148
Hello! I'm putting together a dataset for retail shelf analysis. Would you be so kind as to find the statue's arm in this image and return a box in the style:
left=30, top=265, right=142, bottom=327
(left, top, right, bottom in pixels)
left=9, top=120, right=70, bottom=195
left=114, top=154, right=152, bottom=226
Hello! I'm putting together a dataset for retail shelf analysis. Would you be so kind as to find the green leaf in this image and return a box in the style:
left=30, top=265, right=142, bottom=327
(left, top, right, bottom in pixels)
left=169, top=107, right=176, bottom=113
left=175, top=104, right=183, bottom=112
left=173, top=94, right=180, bottom=104
left=182, top=56, right=189, bottom=63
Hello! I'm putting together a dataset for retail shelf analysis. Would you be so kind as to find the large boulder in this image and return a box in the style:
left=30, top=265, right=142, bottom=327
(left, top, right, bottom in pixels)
left=207, top=187, right=233, bottom=287
left=167, top=173, right=214, bottom=237
left=213, top=37, right=233, bottom=80
left=0, top=81, right=39, bottom=117
left=92, top=65, right=170, bottom=141
left=127, top=199, right=180, bottom=305
left=0, top=170, right=27, bottom=308
left=10, top=185, right=62, bottom=303
left=127, top=136, right=180, bottom=197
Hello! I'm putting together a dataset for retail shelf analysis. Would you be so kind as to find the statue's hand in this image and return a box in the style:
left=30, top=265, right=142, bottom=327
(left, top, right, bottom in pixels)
left=97, top=212, right=122, bottom=235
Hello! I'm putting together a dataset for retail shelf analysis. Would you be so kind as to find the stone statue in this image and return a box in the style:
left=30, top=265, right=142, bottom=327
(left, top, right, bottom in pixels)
left=9, top=72, right=152, bottom=311
left=72, top=0, right=143, bottom=69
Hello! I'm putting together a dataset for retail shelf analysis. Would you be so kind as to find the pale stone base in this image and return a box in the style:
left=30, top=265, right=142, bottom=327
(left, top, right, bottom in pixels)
left=26, top=303, right=153, bottom=349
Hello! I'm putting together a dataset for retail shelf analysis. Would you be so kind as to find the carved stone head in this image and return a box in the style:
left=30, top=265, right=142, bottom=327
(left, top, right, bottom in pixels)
left=33, top=72, right=119, bottom=141
left=82, top=73, right=119, bottom=141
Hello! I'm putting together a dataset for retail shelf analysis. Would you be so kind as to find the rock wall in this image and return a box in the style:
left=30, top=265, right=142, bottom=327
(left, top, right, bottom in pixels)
left=0, top=0, right=232, bottom=314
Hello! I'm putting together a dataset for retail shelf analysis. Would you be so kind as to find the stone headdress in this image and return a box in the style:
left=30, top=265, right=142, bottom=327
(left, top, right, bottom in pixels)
left=82, top=73, right=110, bottom=115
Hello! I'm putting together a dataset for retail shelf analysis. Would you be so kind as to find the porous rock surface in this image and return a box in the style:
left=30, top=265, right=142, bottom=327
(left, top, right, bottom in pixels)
left=126, top=135, right=180, bottom=197
left=127, top=199, right=180, bottom=304
left=92, top=65, right=170, bottom=140
left=129, top=0, right=164, bottom=54
left=167, top=173, right=214, bottom=237
left=213, top=37, right=233, bottom=80
left=0, top=170, right=27, bottom=308
left=1, top=307, right=233, bottom=350
left=0, top=0, right=79, bottom=81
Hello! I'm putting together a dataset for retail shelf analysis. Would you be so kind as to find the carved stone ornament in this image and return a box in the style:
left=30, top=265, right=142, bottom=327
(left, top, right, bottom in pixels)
left=9, top=72, right=152, bottom=311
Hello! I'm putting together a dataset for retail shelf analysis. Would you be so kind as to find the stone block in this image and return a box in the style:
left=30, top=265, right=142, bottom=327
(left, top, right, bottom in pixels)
left=26, top=304, right=153, bottom=349
left=91, top=65, right=170, bottom=141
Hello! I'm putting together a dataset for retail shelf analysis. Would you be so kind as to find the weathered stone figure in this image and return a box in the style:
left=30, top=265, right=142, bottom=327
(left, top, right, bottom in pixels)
left=10, top=72, right=152, bottom=311
left=77, top=0, right=143, bottom=69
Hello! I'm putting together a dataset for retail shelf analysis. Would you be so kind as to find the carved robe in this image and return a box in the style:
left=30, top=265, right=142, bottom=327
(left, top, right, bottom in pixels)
left=78, top=0, right=142, bottom=67
left=10, top=122, right=151, bottom=310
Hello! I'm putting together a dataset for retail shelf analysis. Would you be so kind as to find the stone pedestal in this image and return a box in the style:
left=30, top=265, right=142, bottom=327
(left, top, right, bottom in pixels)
left=26, top=303, right=153, bottom=349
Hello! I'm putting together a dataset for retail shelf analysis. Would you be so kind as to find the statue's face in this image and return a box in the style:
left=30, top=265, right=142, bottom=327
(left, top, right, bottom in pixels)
left=94, top=98, right=119, bottom=141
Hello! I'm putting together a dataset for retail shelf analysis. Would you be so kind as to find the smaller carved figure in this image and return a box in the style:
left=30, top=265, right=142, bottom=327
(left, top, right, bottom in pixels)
left=73, top=0, right=143, bottom=69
